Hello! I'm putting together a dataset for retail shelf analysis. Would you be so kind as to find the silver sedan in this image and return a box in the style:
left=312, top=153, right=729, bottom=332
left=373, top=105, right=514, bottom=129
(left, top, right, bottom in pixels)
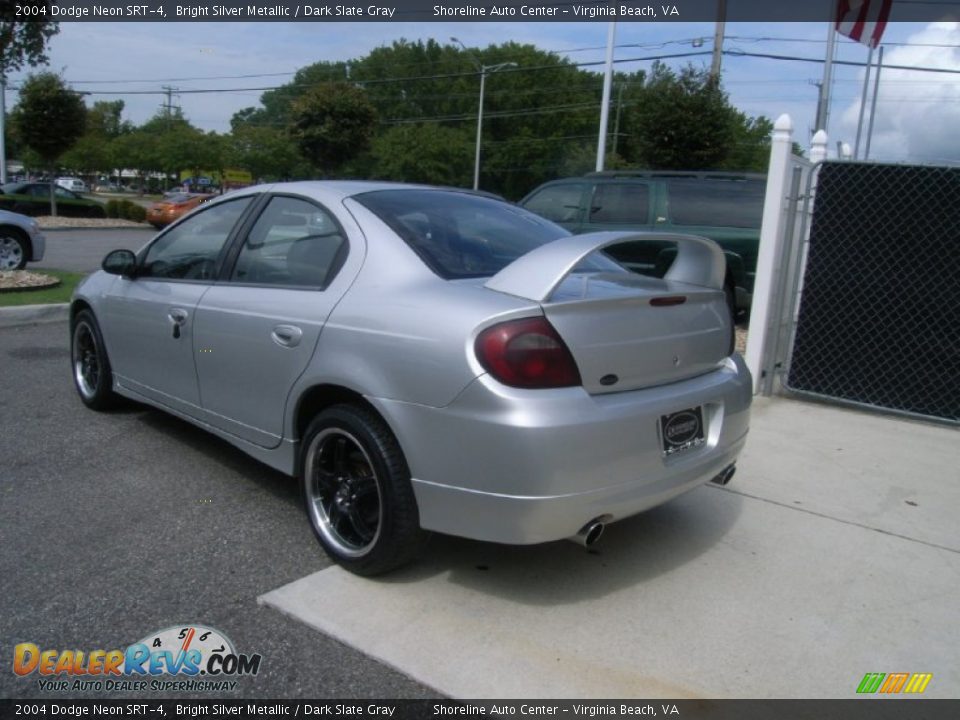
left=70, top=182, right=751, bottom=575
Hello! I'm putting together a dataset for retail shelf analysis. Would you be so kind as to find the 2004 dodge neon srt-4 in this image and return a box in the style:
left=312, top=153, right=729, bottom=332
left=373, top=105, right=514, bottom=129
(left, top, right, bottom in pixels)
left=70, top=182, right=751, bottom=575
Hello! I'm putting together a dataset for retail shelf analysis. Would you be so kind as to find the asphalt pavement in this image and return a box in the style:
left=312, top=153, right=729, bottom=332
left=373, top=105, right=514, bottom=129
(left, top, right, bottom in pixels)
left=0, top=320, right=434, bottom=700
left=34, top=228, right=155, bottom=274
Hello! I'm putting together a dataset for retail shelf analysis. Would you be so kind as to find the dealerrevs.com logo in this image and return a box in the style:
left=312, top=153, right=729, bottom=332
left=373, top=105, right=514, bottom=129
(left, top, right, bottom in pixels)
left=13, top=625, right=262, bottom=693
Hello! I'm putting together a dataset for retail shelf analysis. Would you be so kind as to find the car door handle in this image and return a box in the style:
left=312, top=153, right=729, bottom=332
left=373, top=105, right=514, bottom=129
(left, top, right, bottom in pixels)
left=168, top=308, right=189, bottom=339
left=271, top=324, right=303, bottom=348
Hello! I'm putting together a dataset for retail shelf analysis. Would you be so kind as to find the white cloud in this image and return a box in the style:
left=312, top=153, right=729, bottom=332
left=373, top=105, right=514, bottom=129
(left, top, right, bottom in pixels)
left=838, top=22, right=960, bottom=164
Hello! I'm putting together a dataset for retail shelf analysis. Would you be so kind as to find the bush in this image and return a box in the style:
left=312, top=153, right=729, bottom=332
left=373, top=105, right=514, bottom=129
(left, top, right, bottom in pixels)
left=104, top=199, right=145, bottom=222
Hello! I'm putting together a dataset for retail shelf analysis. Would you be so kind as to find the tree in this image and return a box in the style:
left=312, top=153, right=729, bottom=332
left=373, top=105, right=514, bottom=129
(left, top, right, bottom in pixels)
left=229, top=123, right=303, bottom=181
left=0, top=11, right=59, bottom=73
left=288, top=82, right=377, bottom=176
left=1, top=10, right=60, bottom=183
left=371, top=124, right=472, bottom=187
left=11, top=72, right=86, bottom=215
left=622, top=63, right=739, bottom=170
left=60, top=100, right=130, bottom=181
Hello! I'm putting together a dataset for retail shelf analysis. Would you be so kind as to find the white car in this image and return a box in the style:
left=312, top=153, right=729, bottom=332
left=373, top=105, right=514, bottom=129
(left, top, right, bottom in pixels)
left=0, top=209, right=46, bottom=271
left=56, top=177, right=88, bottom=194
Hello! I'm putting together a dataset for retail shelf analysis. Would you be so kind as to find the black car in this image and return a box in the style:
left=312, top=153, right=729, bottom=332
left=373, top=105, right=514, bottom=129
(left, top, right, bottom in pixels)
left=0, top=182, right=106, bottom=219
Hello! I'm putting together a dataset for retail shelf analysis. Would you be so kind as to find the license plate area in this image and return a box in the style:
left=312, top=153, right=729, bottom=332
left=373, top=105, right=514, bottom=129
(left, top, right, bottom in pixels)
left=659, top=406, right=705, bottom=456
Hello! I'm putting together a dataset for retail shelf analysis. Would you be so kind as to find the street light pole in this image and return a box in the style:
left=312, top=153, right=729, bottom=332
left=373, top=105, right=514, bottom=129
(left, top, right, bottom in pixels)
left=451, top=37, right=515, bottom=191
left=474, top=68, right=486, bottom=191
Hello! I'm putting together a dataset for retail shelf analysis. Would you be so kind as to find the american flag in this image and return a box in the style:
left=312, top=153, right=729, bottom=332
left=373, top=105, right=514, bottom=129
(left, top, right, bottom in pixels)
left=835, top=0, right=894, bottom=48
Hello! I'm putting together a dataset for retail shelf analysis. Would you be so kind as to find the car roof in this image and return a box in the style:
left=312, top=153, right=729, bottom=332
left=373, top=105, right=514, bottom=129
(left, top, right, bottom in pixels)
left=231, top=180, right=477, bottom=203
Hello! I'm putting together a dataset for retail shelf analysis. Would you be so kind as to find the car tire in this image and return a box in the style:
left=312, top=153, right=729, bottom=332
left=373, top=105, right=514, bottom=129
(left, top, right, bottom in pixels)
left=301, top=404, right=428, bottom=576
left=70, top=310, right=118, bottom=410
left=0, top=230, right=28, bottom=270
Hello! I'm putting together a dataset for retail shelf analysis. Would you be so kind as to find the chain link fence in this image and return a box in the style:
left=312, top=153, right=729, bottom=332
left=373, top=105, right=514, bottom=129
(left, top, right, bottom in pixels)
left=785, top=162, right=960, bottom=424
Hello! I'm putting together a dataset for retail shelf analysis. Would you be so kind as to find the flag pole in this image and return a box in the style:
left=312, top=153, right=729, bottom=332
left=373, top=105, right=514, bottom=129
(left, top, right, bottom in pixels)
left=854, top=46, right=874, bottom=159
left=864, top=45, right=884, bottom=160
left=816, top=20, right=838, bottom=133
left=596, top=21, right=616, bottom=172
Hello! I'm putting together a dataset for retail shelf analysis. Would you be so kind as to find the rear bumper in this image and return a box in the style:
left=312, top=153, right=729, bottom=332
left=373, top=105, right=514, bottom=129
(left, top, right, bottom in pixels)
left=371, top=354, right=752, bottom=545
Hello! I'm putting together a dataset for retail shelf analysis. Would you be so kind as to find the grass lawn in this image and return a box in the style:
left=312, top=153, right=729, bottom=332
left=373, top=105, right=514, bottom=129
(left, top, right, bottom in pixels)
left=0, top=269, right=86, bottom=307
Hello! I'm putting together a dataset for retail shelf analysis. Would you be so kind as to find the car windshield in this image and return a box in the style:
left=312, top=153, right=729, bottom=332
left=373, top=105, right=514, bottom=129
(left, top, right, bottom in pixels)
left=355, top=189, right=621, bottom=279
left=666, top=177, right=766, bottom=229
left=164, top=194, right=195, bottom=204
left=1, top=183, right=27, bottom=194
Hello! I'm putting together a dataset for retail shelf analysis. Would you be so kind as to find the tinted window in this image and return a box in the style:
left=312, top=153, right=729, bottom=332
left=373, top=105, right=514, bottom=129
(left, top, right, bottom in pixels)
left=141, top=196, right=252, bottom=280
left=522, top=184, right=584, bottom=223
left=590, top=183, right=650, bottom=224
left=667, top=178, right=765, bottom=228
left=356, top=189, right=620, bottom=279
left=231, top=196, right=346, bottom=288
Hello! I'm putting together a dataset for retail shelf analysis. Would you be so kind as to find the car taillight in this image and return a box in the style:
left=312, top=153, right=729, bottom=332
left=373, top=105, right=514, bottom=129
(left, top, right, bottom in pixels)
left=475, top=317, right=581, bottom=389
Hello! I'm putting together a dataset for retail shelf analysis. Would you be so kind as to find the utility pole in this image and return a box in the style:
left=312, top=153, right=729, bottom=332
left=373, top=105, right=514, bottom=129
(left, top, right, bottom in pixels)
left=711, top=0, right=727, bottom=80
left=161, top=85, right=178, bottom=125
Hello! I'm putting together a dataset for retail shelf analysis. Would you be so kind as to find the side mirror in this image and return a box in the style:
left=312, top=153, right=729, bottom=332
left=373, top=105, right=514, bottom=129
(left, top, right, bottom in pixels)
left=102, top=249, right=137, bottom=277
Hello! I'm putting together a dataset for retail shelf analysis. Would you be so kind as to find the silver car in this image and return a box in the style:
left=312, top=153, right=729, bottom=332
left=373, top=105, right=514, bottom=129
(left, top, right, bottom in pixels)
left=0, top=209, right=45, bottom=271
left=70, top=182, right=751, bottom=575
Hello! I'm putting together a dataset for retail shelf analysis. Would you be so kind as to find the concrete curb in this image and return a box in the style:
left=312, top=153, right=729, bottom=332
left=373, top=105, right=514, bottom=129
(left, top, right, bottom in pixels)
left=0, top=303, right=69, bottom=328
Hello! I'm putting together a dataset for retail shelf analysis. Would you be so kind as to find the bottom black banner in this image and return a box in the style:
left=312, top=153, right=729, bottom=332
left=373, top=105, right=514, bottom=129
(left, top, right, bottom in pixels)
left=1, top=700, right=959, bottom=720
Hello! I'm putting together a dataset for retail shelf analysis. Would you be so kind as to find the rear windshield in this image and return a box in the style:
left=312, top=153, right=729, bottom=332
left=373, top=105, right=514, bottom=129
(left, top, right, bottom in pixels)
left=667, top=178, right=765, bottom=229
left=355, top=189, right=620, bottom=279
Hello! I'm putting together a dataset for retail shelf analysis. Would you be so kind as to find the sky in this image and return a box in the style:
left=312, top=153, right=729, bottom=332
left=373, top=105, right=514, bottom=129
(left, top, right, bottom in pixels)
left=6, top=18, right=960, bottom=166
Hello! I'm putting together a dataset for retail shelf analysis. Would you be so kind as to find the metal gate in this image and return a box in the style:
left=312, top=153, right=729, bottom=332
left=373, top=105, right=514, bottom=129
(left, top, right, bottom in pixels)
left=782, top=162, right=960, bottom=425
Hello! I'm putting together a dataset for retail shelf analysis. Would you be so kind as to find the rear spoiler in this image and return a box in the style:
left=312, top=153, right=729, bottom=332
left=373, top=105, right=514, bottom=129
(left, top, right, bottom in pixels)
left=485, top=231, right=725, bottom=303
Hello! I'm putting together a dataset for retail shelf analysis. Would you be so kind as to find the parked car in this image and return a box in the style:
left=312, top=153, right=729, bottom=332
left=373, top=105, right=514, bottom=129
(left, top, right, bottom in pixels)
left=0, top=182, right=107, bottom=219
left=57, top=177, right=89, bottom=193
left=519, top=171, right=766, bottom=315
left=0, top=208, right=46, bottom=271
left=69, top=181, right=751, bottom=575
left=146, top=192, right=212, bottom=228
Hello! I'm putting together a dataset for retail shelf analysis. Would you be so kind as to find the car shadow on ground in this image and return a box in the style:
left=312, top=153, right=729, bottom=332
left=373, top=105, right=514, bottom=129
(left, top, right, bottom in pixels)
left=134, top=408, right=301, bottom=506
left=374, top=484, right=744, bottom=605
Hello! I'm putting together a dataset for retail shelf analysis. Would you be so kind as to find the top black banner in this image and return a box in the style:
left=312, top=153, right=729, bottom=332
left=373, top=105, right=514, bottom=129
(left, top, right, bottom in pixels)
left=5, top=0, right=960, bottom=23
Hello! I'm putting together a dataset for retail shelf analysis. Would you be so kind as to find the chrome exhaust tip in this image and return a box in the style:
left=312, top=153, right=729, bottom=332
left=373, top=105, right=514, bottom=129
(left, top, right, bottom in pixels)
left=710, top=464, right=737, bottom=486
left=568, top=518, right=607, bottom=548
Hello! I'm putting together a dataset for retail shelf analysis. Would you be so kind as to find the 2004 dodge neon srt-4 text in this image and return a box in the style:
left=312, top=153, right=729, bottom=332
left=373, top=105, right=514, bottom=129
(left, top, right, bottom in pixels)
left=69, top=182, right=751, bottom=575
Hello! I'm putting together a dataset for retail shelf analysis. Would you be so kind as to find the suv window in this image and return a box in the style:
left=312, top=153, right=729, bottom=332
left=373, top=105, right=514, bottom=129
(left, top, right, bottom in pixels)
left=141, top=196, right=252, bottom=280
left=231, top=196, right=346, bottom=288
left=667, top=178, right=765, bottom=228
left=522, top=184, right=584, bottom=224
left=589, top=183, right=649, bottom=224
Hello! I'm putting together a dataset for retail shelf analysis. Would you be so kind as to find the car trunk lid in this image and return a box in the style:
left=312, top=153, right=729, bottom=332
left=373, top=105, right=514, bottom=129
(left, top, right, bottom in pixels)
left=484, top=231, right=732, bottom=394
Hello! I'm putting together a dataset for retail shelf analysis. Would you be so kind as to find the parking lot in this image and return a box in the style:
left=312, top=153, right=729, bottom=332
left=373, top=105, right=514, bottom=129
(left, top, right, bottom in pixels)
left=0, top=319, right=432, bottom=699
left=3, top=312, right=958, bottom=700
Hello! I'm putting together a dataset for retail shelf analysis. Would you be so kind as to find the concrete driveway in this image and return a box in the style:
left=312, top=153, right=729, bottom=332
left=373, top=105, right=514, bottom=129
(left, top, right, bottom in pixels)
left=261, top=396, right=959, bottom=698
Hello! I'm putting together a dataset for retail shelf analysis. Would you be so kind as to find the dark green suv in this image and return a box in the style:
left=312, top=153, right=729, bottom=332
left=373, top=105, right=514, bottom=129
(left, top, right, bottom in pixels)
left=519, top=171, right=765, bottom=314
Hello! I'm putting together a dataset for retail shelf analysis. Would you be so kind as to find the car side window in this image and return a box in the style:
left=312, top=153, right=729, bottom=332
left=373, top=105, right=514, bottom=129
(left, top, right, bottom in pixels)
left=522, top=184, right=584, bottom=224
left=141, top=196, right=252, bottom=280
left=230, top=196, right=346, bottom=288
left=590, top=183, right=650, bottom=224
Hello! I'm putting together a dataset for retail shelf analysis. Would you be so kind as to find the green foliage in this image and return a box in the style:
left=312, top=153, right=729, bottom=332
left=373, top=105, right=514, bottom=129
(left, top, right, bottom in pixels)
left=289, top=82, right=378, bottom=175
left=622, top=63, right=739, bottom=170
left=104, top=198, right=146, bottom=222
left=371, top=124, right=472, bottom=186
left=229, top=123, right=308, bottom=181
left=0, top=13, right=59, bottom=73
left=11, top=72, right=86, bottom=165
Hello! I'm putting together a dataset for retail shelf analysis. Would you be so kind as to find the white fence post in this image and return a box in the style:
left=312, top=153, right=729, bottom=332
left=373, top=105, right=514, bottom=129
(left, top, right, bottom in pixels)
left=745, top=114, right=795, bottom=393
